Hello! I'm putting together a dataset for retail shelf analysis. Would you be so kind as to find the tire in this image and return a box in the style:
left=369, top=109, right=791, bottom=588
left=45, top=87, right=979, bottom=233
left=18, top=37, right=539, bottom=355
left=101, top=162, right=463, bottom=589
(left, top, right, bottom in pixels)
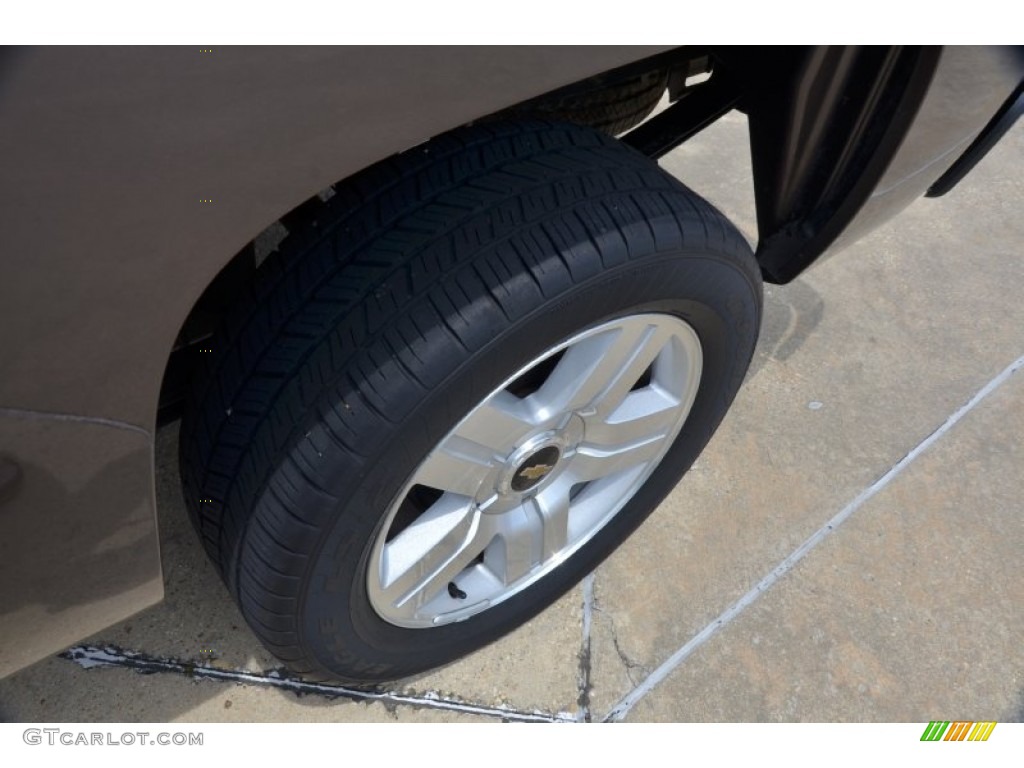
left=179, top=120, right=761, bottom=684
left=498, top=68, right=669, bottom=135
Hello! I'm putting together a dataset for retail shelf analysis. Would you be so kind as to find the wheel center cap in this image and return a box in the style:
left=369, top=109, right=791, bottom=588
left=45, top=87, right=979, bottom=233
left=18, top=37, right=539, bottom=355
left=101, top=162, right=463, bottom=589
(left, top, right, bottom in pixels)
left=510, top=445, right=561, bottom=492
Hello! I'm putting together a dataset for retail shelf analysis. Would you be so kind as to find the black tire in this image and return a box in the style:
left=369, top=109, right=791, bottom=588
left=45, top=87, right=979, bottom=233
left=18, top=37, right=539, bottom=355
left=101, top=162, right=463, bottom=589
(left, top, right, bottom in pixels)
left=179, top=120, right=761, bottom=684
left=499, top=68, right=669, bottom=135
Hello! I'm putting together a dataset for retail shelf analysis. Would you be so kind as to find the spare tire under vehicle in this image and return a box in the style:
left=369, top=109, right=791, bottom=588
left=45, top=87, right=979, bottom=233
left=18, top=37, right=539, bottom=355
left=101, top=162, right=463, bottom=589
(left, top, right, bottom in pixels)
left=498, top=67, right=670, bottom=135
left=178, top=120, right=762, bottom=684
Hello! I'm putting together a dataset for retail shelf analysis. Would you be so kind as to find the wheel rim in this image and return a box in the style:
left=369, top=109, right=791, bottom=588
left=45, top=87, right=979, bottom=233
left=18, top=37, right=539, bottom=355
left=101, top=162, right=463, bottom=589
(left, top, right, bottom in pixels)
left=366, top=313, right=703, bottom=628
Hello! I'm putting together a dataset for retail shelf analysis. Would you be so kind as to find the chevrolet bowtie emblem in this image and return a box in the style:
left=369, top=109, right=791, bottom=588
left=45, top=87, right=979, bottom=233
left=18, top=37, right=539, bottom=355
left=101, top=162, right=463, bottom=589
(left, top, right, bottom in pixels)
left=518, top=463, right=554, bottom=481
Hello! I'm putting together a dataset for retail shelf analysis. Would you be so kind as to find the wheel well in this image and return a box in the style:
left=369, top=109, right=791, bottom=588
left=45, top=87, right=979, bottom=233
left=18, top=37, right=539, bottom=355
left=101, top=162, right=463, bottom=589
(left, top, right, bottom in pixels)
left=156, top=46, right=748, bottom=424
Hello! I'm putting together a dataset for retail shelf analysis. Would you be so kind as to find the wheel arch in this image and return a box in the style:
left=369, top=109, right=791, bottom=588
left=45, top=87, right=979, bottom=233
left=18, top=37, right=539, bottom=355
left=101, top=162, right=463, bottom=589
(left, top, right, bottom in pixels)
left=154, top=47, right=694, bottom=425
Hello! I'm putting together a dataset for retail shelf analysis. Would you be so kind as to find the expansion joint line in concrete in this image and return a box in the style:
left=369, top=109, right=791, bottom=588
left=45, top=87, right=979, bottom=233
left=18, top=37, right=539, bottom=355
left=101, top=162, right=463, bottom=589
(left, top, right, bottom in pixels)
left=62, top=645, right=574, bottom=723
left=602, top=353, right=1024, bottom=722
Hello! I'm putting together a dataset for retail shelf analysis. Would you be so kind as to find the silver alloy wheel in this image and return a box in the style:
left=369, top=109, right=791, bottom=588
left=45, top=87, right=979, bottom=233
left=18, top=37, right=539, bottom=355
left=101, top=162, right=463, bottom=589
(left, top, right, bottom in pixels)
left=367, top=313, right=703, bottom=628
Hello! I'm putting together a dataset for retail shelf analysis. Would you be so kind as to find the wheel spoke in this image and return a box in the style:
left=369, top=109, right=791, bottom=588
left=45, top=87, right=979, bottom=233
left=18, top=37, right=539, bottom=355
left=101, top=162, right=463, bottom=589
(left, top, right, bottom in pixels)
left=378, top=496, right=495, bottom=620
left=450, top=391, right=538, bottom=455
left=584, top=388, right=682, bottom=447
left=501, top=536, right=535, bottom=586
left=414, top=439, right=495, bottom=497
left=492, top=506, right=541, bottom=585
left=529, top=320, right=670, bottom=419
left=531, top=478, right=572, bottom=561
left=414, top=392, right=537, bottom=497
left=569, top=436, right=666, bottom=482
left=487, top=481, right=572, bottom=586
left=589, top=327, right=674, bottom=419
